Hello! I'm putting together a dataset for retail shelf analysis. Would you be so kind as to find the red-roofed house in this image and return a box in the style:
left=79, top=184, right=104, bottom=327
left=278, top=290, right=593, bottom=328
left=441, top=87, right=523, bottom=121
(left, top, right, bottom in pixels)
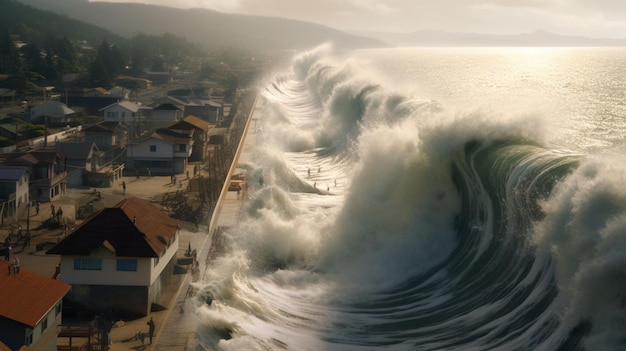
left=47, top=197, right=180, bottom=317
left=125, top=128, right=194, bottom=175
left=0, top=261, right=70, bottom=351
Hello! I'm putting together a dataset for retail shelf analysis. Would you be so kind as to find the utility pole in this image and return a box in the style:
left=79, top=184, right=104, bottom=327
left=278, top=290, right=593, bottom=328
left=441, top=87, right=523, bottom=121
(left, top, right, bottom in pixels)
left=43, top=87, right=48, bottom=148
left=25, top=201, right=30, bottom=236
left=14, top=123, right=18, bottom=151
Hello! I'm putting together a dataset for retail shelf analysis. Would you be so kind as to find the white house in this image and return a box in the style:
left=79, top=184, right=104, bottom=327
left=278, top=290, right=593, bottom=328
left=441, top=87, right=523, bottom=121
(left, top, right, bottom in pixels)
left=0, top=260, right=70, bottom=351
left=125, top=128, right=194, bottom=175
left=99, top=100, right=151, bottom=137
left=0, top=166, right=30, bottom=221
left=30, top=101, right=76, bottom=124
left=46, top=197, right=179, bottom=317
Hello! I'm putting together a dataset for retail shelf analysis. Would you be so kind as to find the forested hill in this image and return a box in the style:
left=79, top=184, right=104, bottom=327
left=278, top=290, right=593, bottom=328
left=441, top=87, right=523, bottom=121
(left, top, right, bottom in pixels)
left=15, top=0, right=389, bottom=50
left=0, top=0, right=126, bottom=47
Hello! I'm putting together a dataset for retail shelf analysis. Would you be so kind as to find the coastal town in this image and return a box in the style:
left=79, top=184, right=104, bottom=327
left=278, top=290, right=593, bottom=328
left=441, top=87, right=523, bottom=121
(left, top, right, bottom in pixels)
left=0, top=28, right=261, bottom=350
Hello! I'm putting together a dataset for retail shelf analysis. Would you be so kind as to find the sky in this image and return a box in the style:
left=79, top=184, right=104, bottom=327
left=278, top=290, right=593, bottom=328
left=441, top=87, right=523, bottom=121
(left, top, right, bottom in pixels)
left=91, top=0, right=626, bottom=39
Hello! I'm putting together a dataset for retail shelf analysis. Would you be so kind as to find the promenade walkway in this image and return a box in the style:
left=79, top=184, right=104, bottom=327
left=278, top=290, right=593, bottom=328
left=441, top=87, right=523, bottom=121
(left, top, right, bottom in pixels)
left=149, top=96, right=262, bottom=351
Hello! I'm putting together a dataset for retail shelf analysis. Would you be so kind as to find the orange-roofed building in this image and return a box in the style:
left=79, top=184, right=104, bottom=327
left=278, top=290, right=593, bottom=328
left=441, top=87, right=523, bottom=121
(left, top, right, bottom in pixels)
left=47, top=197, right=179, bottom=317
left=0, top=261, right=70, bottom=351
left=167, top=115, right=211, bottom=162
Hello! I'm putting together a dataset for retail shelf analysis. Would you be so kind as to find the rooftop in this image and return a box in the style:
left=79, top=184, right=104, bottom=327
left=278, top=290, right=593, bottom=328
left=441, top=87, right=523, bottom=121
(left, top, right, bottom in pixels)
left=0, top=260, right=70, bottom=328
left=47, top=197, right=179, bottom=258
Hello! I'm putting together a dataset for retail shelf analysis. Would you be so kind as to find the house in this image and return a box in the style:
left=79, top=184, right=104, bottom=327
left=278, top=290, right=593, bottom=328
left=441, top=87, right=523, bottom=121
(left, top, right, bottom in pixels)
left=0, top=88, right=18, bottom=106
left=99, top=101, right=151, bottom=138
left=29, top=101, right=77, bottom=125
left=0, top=166, right=30, bottom=222
left=179, top=98, right=223, bottom=123
left=0, top=260, right=70, bottom=351
left=84, top=87, right=109, bottom=97
left=83, top=123, right=126, bottom=187
left=108, top=86, right=130, bottom=100
left=115, top=76, right=150, bottom=90
left=125, top=129, right=193, bottom=175
left=167, top=115, right=210, bottom=162
left=83, top=161, right=125, bottom=188
left=83, top=121, right=127, bottom=152
left=47, top=197, right=180, bottom=317
left=146, top=71, right=172, bottom=85
left=56, top=142, right=100, bottom=187
left=147, top=103, right=183, bottom=130
left=0, top=152, right=67, bottom=202
left=153, top=96, right=223, bottom=123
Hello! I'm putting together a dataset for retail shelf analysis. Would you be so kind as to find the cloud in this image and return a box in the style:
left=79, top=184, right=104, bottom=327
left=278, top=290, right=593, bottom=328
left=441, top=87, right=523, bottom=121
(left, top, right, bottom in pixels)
left=476, top=0, right=557, bottom=9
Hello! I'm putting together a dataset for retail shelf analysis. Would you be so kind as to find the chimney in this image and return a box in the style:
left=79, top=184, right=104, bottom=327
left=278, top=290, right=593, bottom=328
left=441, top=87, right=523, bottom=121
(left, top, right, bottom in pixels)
left=133, top=216, right=137, bottom=224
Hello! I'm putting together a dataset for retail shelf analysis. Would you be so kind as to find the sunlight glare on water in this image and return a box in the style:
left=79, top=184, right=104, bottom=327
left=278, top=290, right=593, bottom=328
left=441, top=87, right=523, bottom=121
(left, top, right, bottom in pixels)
left=356, top=47, right=626, bottom=153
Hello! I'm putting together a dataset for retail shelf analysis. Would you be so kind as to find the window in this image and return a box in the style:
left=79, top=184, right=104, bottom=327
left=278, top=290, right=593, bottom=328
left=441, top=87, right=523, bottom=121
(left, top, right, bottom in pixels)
left=150, top=145, right=157, bottom=152
left=178, top=144, right=186, bottom=152
left=55, top=302, right=62, bottom=316
left=41, top=317, right=48, bottom=333
left=121, top=112, right=126, bottom=118
left=116, top=259, right=138, bottom=272
left=73, top=258, right=102, bottom=270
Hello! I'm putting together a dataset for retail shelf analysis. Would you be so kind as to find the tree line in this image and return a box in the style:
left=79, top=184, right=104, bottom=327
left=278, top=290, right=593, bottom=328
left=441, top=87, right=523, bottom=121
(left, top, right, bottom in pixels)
left=0, top=30, right=206, bottom=96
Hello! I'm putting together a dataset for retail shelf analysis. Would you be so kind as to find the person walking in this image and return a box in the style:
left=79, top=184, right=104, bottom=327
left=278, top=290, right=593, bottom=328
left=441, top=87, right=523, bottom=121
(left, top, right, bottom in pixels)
left=56, top=207, right=63, bottom=223
left=147, top=317, right=155, bottom=344
left=12, top=257, right=19, bottom=275
left=4, top=238, right=9, bottom=261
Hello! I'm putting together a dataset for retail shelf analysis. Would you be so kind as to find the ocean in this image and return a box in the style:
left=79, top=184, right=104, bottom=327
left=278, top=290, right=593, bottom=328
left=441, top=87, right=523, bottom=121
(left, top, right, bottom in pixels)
left=197, top=46, right=626, bottom=350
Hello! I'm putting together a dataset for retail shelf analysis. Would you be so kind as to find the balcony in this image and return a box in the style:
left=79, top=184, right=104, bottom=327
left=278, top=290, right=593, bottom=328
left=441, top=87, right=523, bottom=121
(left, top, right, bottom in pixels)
left=34, top=171, right=67, bottom=188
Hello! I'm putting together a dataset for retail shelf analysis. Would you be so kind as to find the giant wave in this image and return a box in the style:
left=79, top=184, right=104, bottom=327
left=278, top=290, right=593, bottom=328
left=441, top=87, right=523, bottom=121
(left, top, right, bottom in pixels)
left=196, top=46, right=626, bottom=350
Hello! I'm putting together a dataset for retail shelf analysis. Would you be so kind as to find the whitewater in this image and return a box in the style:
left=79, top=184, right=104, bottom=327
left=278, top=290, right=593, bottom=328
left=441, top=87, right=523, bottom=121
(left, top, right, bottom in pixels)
left=196, top=46, right=626, bottom=350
